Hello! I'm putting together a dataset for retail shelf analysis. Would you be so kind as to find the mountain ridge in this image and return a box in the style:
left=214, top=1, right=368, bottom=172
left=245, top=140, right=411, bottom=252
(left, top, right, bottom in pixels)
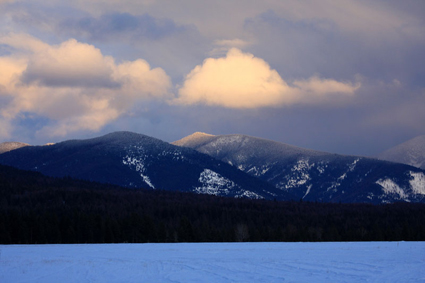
left=174, top=132, right=425, bottom=204
left=0, top=131, right=287, bottom=200
left=376, top=135, right=425, bottom=170
left=2, top=131, right=425, bottom=204
left=0, top=142, right=30, bottom=154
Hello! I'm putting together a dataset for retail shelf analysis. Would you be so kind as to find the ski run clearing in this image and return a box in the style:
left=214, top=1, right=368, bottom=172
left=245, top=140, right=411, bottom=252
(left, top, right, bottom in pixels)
left=1, top=242, right=424, bottom=282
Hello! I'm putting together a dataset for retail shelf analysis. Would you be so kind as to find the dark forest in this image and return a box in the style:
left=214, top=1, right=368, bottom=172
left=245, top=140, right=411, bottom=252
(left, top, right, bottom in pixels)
left=1, top=165, right=424, bottom=244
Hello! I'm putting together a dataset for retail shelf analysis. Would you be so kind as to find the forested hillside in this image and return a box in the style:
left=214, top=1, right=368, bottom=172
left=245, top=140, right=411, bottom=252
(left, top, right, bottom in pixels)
left=1, top=164, right=424, bottom=244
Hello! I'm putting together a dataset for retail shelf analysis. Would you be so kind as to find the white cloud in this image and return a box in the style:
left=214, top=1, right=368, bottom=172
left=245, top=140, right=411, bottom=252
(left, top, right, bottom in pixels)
left=113, top=59, right=170, bottom=98
left=0, top=33, right=171, bottom=138
left=175, top=48, right=359, bottom=108
left=176, top=48, right=290, bottom=108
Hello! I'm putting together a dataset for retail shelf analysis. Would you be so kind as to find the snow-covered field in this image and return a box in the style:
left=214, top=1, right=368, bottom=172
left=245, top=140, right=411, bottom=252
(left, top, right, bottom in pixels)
left=1, top=242, right=424, bottom=282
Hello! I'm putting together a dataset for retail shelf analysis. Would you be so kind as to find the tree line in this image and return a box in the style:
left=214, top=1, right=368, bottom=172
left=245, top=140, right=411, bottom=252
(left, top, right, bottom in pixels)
left=1, top=164, right=425, bottom=244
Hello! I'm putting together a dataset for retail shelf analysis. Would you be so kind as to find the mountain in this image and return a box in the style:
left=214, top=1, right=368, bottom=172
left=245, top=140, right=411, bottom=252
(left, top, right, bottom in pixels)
left=0, top=142, right=29, bottom=154
left=376, top=135, right=425, bottom=170
left=0, top=131, right=286, bottom=200
left=173, top=132, right=425, bottom=204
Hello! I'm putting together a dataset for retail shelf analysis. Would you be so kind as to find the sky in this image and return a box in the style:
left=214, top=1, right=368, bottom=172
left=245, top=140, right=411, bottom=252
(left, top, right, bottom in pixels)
left=0, top=0, right=424, bottom=156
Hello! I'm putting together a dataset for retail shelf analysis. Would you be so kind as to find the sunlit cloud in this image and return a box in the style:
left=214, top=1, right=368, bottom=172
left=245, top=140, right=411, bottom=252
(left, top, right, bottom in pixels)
left=175, top=48, right=359, bottom=108
left=21, top=38, right=118, bottom=88
left=0, top=33, right=171, bottom=138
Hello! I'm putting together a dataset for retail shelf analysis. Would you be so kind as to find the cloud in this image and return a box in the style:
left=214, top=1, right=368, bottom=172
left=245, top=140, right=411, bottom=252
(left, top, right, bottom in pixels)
left=175, top=48, right=359, bottom=108
left=64, top=0, right=425, bottom=43
left=243, top=6, right=425, bottom=85
left=209, top=38, right=252, bottom=57
left=0, top=33, right=171, bottom=138
left=58, top=12, right=190, bottom=42
left=21, top=38, right=118, bottom=88
left=37, top=99, right=121, bottom=137
left=0, top=118, right=12, bottom=139
left=0, top=56, right=26, bottom=95
left=0, top=4, right=207, bottom=82
left=214, top=39, right=250, bottom=48
left=0, top=33, right=49, bottom=54
left=292, top=76, right=360, bottom=104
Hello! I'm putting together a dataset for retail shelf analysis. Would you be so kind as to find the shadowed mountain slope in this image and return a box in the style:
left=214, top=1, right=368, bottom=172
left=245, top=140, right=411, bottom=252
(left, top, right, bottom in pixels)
left=174, top=132, right=425, bottom=204
left=0, top=131, right=286, bottom=200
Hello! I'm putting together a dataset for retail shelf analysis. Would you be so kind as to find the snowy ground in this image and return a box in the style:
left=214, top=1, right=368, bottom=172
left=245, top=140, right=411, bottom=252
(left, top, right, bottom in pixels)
left=1, top=242, right=424, bottom=282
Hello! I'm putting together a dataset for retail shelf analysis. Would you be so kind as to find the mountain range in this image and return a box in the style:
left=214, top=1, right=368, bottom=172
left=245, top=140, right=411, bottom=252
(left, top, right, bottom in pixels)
left=0, top=131, right=283, bottom=200
left=173, top=132, right=425, bottom=204
left=1, top=131, right=425, bottom=204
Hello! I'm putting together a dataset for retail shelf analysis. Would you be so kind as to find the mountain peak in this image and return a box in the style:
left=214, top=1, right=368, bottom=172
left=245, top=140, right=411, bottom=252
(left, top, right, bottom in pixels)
left=377, top=135, right=425, bottom=169
left=188, top=132, right=216, bottom=138
left=174, top=132, right=326, bottom=158
left=173, top=132, right=216, bottom=147
left=86, top=131, right=156, bottom=144
left=0, top=142, right=30, bottom=154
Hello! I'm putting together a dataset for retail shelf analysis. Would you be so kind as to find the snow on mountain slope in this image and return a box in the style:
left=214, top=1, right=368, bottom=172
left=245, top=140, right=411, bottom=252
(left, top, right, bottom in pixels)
left=173, top=132, right=326, bottom=164
left=194, top=168, right=262, bottom=199
left=0, top=131, right=284, bottom=200
left=174, top=132, right=425, bottom=204
left=409, top=171, right=425, bottom=194
left=0, top=142, right=29, bottom=154
left=376, top=135, right=425, bottom=169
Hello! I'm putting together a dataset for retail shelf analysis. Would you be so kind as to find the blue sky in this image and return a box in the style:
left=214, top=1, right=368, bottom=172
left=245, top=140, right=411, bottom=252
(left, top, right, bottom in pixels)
left=0, top=0, right=424, bottom=155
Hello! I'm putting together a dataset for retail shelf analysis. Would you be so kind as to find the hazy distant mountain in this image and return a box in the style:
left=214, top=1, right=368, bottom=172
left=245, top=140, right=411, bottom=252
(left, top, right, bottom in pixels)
left=0, top=131, right=285, bottom=200
left=0, top=142, right=29, bottom=154
left=173, top=132, right=425, bottom=204
left=376, top=135, right=425, bottom=170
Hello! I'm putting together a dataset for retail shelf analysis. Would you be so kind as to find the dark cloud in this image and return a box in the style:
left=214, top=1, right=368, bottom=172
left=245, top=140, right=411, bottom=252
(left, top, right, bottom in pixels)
left=244, top=10, right=425, bottom=84
left=59, top=12, right=192, bottom=42
left=21, top=64, right=119, bottom=89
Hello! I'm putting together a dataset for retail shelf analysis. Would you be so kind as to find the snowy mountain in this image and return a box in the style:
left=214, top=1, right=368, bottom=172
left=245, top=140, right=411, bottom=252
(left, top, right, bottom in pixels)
left=173, top=132, right=425, bottom=204
left=0, top=142, right=29, bottom=154
left=376, top=135, right=425, bottom=170
left=0, top=131, right=285, bottom=200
